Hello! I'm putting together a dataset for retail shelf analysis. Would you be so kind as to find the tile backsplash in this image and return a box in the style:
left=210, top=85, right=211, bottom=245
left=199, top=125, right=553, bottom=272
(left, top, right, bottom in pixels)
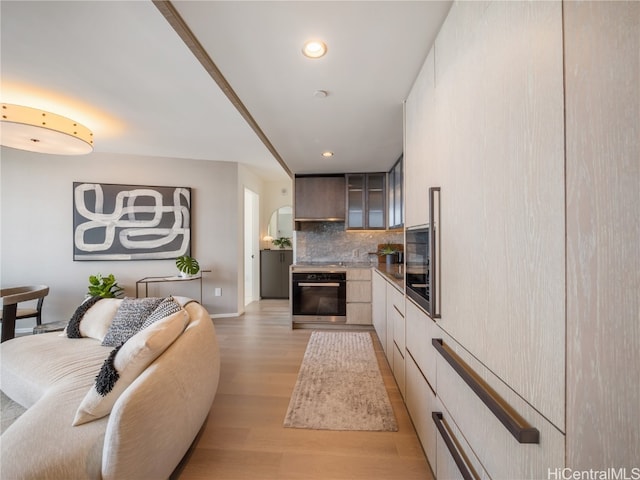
left=294, top=222, right=403, bottom=263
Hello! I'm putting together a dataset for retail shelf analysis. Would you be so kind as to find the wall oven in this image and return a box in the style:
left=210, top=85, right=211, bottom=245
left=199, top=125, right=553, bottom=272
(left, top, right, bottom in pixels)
left=405, top=187, right=440, bottom=318
left=291, top=271, right=347, bottom=323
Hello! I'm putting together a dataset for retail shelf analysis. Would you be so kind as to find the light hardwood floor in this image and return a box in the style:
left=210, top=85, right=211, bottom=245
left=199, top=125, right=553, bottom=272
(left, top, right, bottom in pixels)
left=176, top=300, right=433, bottom=480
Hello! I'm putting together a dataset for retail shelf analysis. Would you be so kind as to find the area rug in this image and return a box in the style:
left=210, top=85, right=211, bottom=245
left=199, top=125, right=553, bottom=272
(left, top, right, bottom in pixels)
left=284, top=331, right=398, bottom=431
left=1, top=390, right=26, bottom=434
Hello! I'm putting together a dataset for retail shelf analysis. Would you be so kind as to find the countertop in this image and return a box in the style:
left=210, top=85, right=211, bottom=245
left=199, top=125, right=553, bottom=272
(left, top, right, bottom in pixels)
left=375, top=263, right=405, bottom=290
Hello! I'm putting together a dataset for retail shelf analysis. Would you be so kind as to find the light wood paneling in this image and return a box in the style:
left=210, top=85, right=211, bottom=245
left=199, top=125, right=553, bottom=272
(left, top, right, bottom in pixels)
left=176, top=300, right=431, bottom=480
left=405, top=46, right=435, bottom=228
left=564, top=0, right=640, bottom=469
left=433, top=0, right=566, bottom=428
left=436, top=330, right=564, bottom=479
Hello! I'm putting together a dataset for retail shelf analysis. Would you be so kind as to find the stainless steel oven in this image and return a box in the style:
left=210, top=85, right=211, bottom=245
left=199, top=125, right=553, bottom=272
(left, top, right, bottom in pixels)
left=291, top=271, right=346, bottom=323
left=406, top=186, right=440, bottom=318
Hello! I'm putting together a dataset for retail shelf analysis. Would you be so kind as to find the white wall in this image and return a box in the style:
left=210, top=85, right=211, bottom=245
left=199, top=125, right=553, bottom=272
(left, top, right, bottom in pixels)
left=1, top=148, right=241, bottom=328
left=261, top=179, right=293, bottom=246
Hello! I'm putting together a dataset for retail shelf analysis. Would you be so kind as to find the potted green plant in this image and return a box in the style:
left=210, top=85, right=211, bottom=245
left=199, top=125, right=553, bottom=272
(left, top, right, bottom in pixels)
left=87, top=273, right=124, bottom=298
left=272, top=237, right=292, bottom=249
left=176, top=255, right=200, bottom=277
left=377, top=242, right=399, bottom=266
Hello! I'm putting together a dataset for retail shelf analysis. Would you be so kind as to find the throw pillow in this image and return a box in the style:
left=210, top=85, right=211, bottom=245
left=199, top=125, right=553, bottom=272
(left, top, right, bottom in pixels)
left=101, top=297, right=163, bottom=347
left=66, top=297, right=123, bottom=341
left=141, top=296, right=182, bottom=330
left=72, top=307, right=189, bottom=426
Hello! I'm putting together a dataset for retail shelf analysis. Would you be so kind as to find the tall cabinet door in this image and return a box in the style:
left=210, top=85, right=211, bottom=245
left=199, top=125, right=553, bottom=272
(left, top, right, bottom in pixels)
left=406, top=1, right=566, bottom=429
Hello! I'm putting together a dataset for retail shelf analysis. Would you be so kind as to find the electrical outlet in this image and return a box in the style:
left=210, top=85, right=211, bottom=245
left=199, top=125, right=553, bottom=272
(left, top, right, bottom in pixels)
left=214, top=288, right=222, bottom=297
left=352, top=249, right=359, bottom=258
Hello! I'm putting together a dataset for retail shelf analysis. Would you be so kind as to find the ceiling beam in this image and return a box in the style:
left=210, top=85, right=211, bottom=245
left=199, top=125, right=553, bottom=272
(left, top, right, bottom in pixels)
left=153, top=0, right=293, bottom=178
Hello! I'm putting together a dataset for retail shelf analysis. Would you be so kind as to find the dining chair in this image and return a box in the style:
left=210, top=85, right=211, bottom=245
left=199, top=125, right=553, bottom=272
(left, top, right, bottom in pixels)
left=1, top=285, right=49, bottom=342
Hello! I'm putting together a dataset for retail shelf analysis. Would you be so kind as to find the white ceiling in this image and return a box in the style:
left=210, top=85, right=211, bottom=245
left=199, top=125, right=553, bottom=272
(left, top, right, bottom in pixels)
left=1, top=1, right=452, bottom=181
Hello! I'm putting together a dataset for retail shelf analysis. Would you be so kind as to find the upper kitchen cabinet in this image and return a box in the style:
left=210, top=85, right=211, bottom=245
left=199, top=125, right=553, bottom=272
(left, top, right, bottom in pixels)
left=346, top=173, right=386, bottom=230
left=294, top=175, right=345, bottom=222
left=387, top=155, right=403, bottom=229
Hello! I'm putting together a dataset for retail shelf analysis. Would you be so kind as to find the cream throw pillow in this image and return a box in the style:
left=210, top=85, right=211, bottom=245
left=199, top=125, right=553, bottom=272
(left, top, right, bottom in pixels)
left=72, top=308, right=189, bottom=426
left=79, top=298, right=123, bottom=341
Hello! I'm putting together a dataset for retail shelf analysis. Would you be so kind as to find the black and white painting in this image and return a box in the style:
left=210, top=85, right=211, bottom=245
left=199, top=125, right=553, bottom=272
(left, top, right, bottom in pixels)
left=73, top=182, right=191, bottom=261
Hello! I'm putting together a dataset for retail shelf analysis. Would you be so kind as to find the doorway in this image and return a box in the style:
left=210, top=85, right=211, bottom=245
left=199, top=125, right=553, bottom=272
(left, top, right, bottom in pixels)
left=244, top=188, right=260, bottom=306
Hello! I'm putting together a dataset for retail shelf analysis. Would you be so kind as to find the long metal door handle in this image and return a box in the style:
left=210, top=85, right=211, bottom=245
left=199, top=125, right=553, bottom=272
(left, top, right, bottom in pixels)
left=432, top=412, right=475, bottom=480
left=432, top=338, right=540, bottom=444
left=297, top=282, right=341, bottom=287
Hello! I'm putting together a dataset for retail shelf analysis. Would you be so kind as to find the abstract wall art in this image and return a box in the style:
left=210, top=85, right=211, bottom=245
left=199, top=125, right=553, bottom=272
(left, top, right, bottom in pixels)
left=73, top=182, right=191, bottom=261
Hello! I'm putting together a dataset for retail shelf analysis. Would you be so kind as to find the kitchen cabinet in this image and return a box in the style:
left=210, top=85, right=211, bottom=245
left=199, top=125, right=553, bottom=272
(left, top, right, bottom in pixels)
left=294, top=174, right=345, bottom=222
left=371, top=271, right=387, bottom=348
left=387, top=155, right=403, bottom=229
left=387, top=282, right=405, bottom=397
left=345, top=268, right=371, bottom=325
left=401, top=0, right=637, bottom=475
left=407, top=0, right=566, bottom=428
left=260, top=250, right=292, bottom=299
left=346, top=173, right=386, bottom=230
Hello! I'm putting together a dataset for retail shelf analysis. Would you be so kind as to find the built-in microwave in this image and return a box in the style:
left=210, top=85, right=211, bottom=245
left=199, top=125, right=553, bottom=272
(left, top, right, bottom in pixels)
left=405, top=187, right=440, bottom=318
left=405, top=226, right=432, bottom=315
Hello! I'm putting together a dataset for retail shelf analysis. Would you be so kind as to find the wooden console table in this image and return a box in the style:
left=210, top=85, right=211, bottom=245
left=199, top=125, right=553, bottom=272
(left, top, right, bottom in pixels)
left=136, top=270, right=211, bottom=304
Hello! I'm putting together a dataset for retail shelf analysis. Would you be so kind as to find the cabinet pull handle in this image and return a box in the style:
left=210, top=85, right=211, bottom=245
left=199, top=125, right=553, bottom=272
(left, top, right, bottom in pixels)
left=392, top=304, right=404, bottom=317
left=432, top=338, right=540, bottom=444
left=432, top=412, right=475, bottom=480
left=429, top=187, right=441, bottom=319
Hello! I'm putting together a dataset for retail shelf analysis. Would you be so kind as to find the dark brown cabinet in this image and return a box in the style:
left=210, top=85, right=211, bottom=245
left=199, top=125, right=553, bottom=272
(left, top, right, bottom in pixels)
left=294, top=175, right=346, bottom=221
left=346, top=173, right=386, bottom=230
left=260, top=250, right=293, bottom=299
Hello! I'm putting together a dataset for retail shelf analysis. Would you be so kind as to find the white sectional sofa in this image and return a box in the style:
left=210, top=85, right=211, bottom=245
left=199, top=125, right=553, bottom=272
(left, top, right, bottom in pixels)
left=0, top=296, right=220, bottom=480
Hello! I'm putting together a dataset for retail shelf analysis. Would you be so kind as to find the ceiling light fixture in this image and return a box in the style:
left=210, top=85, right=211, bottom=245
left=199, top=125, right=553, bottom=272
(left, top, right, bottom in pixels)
left=302, top=40, right=327, bottom=59
left=313, top=90, right=328, bottom=98
left=1, top=103, right=93, bottom=155
left=322, top=151, right=334, bottom=158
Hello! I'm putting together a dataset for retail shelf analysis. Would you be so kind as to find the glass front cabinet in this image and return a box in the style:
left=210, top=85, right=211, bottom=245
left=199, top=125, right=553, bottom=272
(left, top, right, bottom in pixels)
left=346, top=173, right=386, bottom=230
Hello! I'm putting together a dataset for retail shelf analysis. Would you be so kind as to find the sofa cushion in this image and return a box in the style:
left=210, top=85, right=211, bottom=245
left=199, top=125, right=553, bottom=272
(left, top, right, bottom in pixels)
left=0, top=334, right=110, bottom=408
left=101, top=297, right=163, bottom=347
left=73, top=307, right=189, bottom=426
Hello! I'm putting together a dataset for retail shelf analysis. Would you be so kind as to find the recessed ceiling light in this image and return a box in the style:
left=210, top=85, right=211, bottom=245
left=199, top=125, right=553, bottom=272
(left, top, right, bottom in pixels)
left=322, top=151, right=334, bottom=158
left=302, top=40, right=327, bottom=58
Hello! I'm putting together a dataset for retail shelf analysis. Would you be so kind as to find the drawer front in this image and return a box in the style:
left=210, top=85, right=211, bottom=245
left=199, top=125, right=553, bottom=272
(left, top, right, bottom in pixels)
left=393, top=343, right=405, bottom=398
left=346, top=303, right=371, bottom=325
left=347, top=268, right=372, bottom=281
left=347, top=280, right=372, bottom=302
left=406, top=299, right=438, bottom=389
left=387, top=282, right=404, bottom=315
left=406, top=352, right=439, bottom=473
left=387, top=283, right=405, bottom=352
left=435, top=331, right=564, bottom=479
left=434, top=407, right=490, bottom=480
left=392, top=305, right=405, bottom=353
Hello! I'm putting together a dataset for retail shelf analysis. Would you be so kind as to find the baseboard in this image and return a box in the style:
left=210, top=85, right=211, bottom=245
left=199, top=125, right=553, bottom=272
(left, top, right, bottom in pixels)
left=210, top=312, right=241, bottom=319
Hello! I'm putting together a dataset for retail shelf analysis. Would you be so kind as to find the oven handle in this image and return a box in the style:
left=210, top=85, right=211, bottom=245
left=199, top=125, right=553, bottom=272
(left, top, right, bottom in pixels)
left=296, top=282, right=342, bottom=287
